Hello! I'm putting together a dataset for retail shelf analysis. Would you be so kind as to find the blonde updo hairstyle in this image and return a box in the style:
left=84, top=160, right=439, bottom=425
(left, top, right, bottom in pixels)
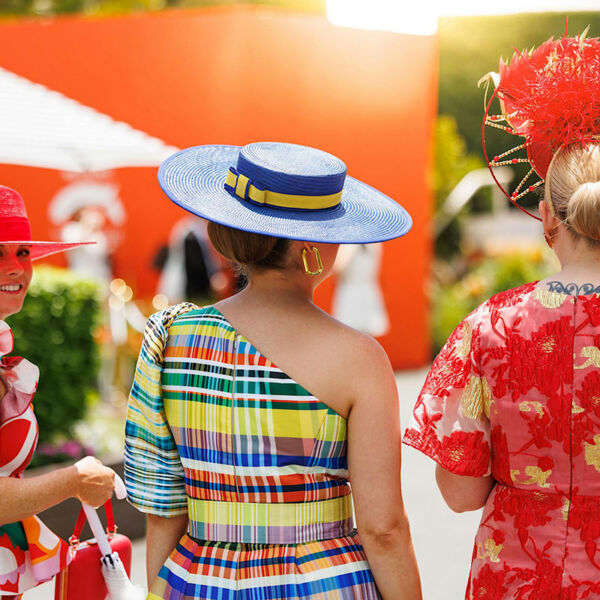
left=207, top=221, right=291, bottom=274
left=545, top=143, right=600, bottom=247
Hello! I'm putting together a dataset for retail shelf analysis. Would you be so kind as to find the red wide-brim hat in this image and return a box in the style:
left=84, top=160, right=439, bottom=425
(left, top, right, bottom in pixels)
left=0, top=185, right=94, bottom=261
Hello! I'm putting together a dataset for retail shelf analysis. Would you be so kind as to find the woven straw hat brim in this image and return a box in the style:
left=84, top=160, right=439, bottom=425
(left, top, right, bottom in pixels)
left=158, top=145, right=412, bottom=244
left=0, top=241, right=95, bottom=261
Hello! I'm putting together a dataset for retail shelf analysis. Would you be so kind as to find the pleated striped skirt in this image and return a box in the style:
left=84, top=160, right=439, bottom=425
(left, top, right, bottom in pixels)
left=147, top=533, right=381, bottom=600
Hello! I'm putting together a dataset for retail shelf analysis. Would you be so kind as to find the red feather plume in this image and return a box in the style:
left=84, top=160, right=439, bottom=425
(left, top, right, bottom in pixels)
left=498, top=32, right=600, bottom=178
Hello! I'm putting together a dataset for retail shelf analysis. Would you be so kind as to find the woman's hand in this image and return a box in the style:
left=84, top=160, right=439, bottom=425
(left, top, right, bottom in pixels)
left=73, top=456, right=116, bottom=507
left=0, top=457, right=116, bottom=524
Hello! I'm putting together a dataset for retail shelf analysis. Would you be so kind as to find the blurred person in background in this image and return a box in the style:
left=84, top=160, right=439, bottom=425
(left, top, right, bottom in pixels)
left=125, top=142, right=421, bottom=599
left=404, top=32, right=600, bottom=599
left=153, top=216, right=227, bottom=305
left=333, top=243, right=389, bottom=337
left=0, top=186, right=116, bottom=599
left=61, top=205, right=112, bottom=286
left=50, top=179, right=126, bottom=289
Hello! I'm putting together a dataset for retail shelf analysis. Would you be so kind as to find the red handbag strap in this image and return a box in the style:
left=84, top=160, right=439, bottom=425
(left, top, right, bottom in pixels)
left=69, top=500, right=116, bottom=545
left=69, top=509, right=88, bottom=545
left=104, top=499, right=116, bottom=533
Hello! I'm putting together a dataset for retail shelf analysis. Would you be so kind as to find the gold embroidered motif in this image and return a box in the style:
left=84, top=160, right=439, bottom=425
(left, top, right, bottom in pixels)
left=540, top=337, right=556, bottom=353
left=510, top=469, right=519, bottom=483
left=513, top=466, right=552, bottom=488
left=585, top=435, right=600, bottom=472
left=533, top=286, right=569, bottom=309
left=572, top=402, right=585, bottom=414
left=525, top=466, right=552, bottom=487
left=448, top=447, right=465, bottom=462
left=519, top=401, right=545, bottom=418
left=482, top=538, right=503, bottom=563
left=482, top=376, right=492, bottom=418
left=477, top=538, right=503, bottom=563
left=561, top=497, right=570, bottom=521
left=575, top=346, right=600, bottom=370
left=457, top=323, right=473, bottom=358
left=461, top=375, right=492, bottom=419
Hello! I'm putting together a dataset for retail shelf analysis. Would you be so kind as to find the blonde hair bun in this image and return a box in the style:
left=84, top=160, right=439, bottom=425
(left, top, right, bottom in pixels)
left=546, top=143, right=600, bottom=245
left=566, top=180, right=600, bottom=241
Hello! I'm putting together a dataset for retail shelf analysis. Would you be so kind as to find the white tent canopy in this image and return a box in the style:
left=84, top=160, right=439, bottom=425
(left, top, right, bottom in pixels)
left=0, top=66, right=178, bottom=172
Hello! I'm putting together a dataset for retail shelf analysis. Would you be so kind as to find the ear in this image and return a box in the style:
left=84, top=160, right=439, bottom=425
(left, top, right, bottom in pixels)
left=539, top=200, right=559, bottom=234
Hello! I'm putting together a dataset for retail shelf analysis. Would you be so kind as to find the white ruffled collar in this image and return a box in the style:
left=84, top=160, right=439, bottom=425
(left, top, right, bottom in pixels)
left=0, top=321, right=39, bottom=424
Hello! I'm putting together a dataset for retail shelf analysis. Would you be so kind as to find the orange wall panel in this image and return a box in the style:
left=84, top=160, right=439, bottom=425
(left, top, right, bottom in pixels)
left=0, top=6, right=437, bottom=368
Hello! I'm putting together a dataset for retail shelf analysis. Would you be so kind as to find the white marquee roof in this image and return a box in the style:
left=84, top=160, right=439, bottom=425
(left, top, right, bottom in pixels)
left=0, top=66, right=178, bottom=172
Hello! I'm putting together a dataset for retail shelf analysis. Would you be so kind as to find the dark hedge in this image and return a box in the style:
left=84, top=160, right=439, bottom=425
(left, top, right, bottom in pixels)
left=6, top=267, right=102, bottom=443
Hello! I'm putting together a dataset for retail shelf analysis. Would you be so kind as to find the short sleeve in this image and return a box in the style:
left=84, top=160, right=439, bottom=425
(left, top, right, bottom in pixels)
left=403, top=305, right=492, bottom=477
left=124, top=304, right=195, bottom=516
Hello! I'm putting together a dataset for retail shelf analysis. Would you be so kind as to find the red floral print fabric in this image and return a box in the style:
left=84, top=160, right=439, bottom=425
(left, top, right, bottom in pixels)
left=404, top=283, right=600, bottom=599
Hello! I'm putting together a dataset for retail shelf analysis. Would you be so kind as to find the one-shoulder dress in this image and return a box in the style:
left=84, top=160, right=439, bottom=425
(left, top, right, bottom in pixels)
left=404, top=282, right=600, bottom=599
left=125, top=305, right=380, bottom=599
left=0, top=321, right=70, bottom=597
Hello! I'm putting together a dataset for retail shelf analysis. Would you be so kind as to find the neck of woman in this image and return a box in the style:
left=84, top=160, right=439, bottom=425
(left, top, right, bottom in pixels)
left=244, top=269, right=316, bottom=304
left=552, top=233, right=600, bottom=286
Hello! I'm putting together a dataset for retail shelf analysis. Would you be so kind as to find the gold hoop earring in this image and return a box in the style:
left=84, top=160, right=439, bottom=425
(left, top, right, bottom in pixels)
left=301, top=247, right=323, bottom=276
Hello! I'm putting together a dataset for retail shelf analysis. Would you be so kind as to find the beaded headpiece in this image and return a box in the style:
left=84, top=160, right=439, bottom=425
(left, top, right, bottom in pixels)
left=481, top=27, right=600, bottom=220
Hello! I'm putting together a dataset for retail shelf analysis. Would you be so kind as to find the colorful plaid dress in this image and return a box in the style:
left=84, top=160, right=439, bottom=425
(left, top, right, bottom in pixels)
left=125, top=304, right=380, bottom=600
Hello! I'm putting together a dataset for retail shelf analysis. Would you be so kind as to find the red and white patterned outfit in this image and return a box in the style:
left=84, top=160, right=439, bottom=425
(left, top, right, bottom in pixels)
left=0, top=321, right=71, bottom=596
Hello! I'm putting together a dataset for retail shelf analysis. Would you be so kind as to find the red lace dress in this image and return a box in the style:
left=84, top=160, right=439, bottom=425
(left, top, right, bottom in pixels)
left=404, top=282, right=600, bottom=600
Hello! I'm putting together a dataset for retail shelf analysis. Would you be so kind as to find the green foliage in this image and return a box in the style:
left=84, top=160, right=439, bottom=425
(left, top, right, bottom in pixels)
left=0, top=0, right=324, bottom=17
left=0, top=0, right=35, bottom=15
left=434, top=116, right=484, bottom=209
left=432, top=249, right=556, bottom=353
left=434, top=115, right=486, bottom=257
left=6, top=267, right=102, bottom=443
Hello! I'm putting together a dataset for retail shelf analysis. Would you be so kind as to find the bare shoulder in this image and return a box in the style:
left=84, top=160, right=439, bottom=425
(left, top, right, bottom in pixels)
left=312, top=311, right=392, bottom=385
left=312, top=315, right=398, bottom=418
left=211, top=296, right=394, bottom=414
left=340, top=325, right=389, bottom=372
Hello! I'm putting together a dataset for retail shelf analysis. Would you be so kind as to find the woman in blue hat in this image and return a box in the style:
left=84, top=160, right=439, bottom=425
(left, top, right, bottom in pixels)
left=124, top=142, right=421, bottom=599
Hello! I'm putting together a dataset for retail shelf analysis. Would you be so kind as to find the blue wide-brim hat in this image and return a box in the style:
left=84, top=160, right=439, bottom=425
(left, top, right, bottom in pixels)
left=158, top=142, right=412, bottom=244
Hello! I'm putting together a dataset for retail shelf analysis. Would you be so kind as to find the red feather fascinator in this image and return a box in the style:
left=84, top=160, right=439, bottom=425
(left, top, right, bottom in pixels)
left=482, top=28, right=600, bottom=220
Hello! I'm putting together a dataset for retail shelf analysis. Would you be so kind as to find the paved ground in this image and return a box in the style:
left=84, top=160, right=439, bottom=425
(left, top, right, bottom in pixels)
left=26, top=369, right=481, bottom=599
left=397, top=369, right=481, bottom=600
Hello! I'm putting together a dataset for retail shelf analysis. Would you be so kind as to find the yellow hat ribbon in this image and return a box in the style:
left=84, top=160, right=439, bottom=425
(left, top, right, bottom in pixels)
left=224, top=168, right=342, bottom=211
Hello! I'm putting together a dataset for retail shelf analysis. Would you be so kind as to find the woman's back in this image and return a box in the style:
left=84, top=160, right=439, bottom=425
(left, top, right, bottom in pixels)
left=405, top=282, right=600, bottom=598
left=482, top=284, right=600, bottom=494
left=126, top=303, right=382, bottom=599
left=164, top=305, right=353, bottom=542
